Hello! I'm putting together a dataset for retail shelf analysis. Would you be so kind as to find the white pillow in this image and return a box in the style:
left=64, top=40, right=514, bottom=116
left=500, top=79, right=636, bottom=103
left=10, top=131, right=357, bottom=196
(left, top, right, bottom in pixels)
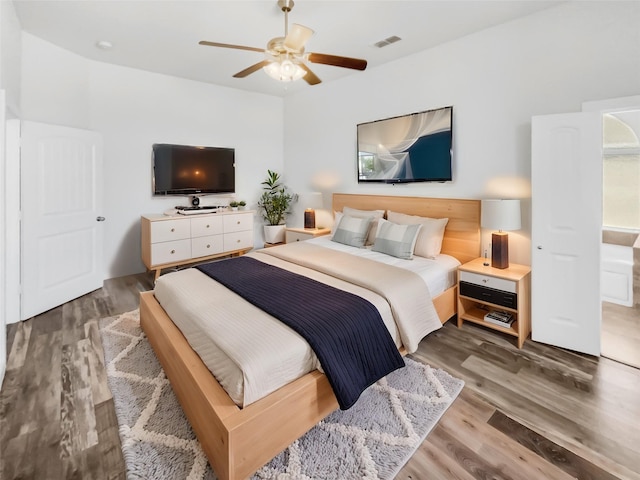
left=331, top=214, right=372, bottom=248
left=342, top=207, right=385, bottom=246
left=372, top=219, right=422, bottom=259
left=387, top=211, right=449, bottom=258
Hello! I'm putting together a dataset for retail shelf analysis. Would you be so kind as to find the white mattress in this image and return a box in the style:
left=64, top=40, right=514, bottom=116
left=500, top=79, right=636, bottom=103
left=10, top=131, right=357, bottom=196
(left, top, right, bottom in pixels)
left=306, top=236, right=460, bottom=297
left=154, top=240, right=460, bottom=407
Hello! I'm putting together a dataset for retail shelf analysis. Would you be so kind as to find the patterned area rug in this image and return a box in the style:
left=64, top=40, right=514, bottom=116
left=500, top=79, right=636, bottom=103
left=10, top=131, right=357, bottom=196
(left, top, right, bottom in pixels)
left=99, top=309, right=464, bottom=480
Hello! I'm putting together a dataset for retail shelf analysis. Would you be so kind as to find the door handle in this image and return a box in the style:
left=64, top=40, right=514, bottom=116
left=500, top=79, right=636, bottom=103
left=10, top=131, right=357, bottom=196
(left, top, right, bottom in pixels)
left=537, top=245, right=543, bottom=250
left=96, top=216, right=106, bottom=222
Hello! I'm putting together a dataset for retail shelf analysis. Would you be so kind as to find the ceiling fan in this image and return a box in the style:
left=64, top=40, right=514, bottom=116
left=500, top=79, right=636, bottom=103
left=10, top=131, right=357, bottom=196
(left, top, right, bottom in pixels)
left=199, top=0, right=367, bottom=85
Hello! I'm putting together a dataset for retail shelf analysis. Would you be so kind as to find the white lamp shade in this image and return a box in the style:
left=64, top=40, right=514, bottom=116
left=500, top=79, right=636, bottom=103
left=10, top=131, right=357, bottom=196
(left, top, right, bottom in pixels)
left=481, top=199, right=521, bottom=231
left=263, top=58, right=306, bottom=82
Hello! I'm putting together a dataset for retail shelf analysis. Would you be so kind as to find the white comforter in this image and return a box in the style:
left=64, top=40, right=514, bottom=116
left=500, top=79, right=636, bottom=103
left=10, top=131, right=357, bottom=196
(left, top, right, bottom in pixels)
left=154, top=240, right=457, bottom=407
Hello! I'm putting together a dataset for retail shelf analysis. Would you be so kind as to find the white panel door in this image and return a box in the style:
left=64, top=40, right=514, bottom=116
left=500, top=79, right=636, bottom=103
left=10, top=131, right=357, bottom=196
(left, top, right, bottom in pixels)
left=531, top=113, right=602, bottom=356
left=21, top=121, right=104, bottom=319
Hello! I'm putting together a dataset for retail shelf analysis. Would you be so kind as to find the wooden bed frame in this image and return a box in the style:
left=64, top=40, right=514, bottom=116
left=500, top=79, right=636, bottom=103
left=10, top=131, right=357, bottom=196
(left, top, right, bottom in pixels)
left=140, top=193, right=480, bottom=480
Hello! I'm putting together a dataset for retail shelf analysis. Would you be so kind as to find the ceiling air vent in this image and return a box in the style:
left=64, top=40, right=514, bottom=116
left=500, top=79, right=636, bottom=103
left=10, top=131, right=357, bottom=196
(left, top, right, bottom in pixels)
left=373, top=36, right=401, bottom=48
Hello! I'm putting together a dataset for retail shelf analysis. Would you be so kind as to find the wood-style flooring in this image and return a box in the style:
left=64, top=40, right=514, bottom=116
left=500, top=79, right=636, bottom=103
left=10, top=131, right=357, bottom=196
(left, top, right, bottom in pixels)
left=0, top=273, right=153, bottom=480
left=2, top=273, right=640, bottom=480
left=602, top=301, right=640, bottom=369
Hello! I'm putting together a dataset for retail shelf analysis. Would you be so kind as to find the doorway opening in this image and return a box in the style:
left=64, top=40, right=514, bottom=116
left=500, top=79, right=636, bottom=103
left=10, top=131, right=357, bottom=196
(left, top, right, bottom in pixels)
left=600, top=109, right=640, bottom=369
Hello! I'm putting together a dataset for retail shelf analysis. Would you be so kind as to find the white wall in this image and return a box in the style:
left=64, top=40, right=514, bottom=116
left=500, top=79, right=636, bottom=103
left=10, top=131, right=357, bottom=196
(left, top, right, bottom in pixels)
left=88, top=62, right=283, bottom=277
left=1, top=0, right=21, bottom=116
left=15, top=1, right=640, bottom=281
left=21, top=33, right=91, bottom=129
left=20, top=33, right=284, bottom=279
left=283, top=1, right=640, bottom=266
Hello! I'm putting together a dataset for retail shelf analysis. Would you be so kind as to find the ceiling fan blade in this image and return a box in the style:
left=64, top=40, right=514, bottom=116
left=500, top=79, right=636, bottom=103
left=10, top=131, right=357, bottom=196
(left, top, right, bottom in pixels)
left=233, top=60, right=272, bottom=78
left=307, top=53, right=367, bottom=71
left=299, top=63, right=321, bottom=86
left=199, top=40, right=264, bottom=53
left=284, top=24, right=314, bottom=52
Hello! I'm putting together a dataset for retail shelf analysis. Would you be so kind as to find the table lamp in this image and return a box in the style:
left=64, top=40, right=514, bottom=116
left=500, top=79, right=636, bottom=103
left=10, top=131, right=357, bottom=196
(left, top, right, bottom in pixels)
left=481, top=199, right=521, bottom=269
left=302, top=192, right=323, bottom=229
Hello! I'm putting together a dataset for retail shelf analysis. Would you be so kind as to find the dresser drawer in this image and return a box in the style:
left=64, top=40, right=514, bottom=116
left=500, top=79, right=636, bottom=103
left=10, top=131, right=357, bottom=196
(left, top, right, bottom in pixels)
left=459, top=270, right=516, bottom=293
left=224, top=213, right=252, bottom=233
left=150, top=239, right=191, bottom=265
left=286, top=231, right=313, bottom=243
left=224, top=230, right=253, bottom=251
left=150, top=219, right=191, bottom=243
left=192, top=235, right=224, bottom=258
left=191, top=216, right=223, bottom=238
left=459, top=281, right=517, bottom=309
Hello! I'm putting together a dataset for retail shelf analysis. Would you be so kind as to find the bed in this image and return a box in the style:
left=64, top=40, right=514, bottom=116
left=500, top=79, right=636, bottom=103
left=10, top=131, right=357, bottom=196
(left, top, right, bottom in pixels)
left=139, top=193, right=480, bottom=480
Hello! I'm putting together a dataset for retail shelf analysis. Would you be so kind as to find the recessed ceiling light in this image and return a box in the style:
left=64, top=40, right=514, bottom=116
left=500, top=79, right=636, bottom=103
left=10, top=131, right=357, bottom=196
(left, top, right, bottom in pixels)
left=95, top=40, right=113, bottom=50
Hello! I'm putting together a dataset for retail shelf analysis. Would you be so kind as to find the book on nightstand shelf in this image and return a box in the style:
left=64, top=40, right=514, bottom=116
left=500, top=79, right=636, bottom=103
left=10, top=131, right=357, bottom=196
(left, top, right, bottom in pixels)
left=484, top=311, right=515, bottom=328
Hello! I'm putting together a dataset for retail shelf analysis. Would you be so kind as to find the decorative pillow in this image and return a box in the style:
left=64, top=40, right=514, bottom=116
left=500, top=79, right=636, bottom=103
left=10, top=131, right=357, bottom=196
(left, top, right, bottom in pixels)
left=331, top=215, right=373, bottom=248
left=372, top=219, right=422, bottom=259
left=342, top=207, right=385, bottom=245
left=387, top=211, right=449, bottom=259
left=331, top=211, right=343, bottom=236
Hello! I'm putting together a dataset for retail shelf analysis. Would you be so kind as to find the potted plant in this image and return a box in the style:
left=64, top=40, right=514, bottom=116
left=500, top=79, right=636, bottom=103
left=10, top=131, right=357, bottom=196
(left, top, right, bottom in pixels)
left=257, top=169, right=293, bottom=244
left=238, top=200, right=246, bottom=210
left=229, top=201, right=239, bottom=211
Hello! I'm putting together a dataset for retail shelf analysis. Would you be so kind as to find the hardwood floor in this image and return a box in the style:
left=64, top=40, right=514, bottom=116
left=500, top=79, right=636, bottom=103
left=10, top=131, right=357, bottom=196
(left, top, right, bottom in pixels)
left=2, top=273, right=639, bottom=479
left=1, top=273, right=153, bottom=480
left=602, top=301, right=640, bottom=369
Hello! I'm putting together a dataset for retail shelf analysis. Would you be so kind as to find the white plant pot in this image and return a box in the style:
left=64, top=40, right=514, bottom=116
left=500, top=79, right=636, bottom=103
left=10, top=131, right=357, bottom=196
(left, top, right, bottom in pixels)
left=264, top=225, right=286, bottom=244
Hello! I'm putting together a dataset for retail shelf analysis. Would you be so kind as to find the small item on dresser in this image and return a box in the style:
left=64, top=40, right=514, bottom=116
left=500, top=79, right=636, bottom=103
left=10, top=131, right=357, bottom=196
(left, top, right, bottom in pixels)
left=484, top=311, right=515, bottom=328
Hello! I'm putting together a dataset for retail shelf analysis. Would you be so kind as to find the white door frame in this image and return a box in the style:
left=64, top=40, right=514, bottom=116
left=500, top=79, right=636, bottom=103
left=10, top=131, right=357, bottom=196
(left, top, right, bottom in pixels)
left=582, top=95, right=640, bottom=115
left=0, top=89, right=6, bottom=384
left=5, top=119, right=21, bottom=325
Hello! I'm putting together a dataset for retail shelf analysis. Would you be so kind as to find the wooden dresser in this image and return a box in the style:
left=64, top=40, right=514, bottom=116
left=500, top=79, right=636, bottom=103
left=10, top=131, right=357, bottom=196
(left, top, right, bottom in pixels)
left=141, top=210, right=253, bottom=280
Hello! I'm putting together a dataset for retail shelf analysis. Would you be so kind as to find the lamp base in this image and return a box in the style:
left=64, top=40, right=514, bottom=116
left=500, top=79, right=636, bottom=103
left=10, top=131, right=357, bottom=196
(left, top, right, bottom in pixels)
left=304, top=209, right=316, bottom=229
left=491, top=232, right=509, bottom=269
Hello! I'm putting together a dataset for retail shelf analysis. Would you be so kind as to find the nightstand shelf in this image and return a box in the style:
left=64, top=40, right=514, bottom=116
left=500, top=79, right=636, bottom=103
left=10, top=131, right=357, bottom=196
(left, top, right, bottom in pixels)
left=457, top=258, right=531, bottom=348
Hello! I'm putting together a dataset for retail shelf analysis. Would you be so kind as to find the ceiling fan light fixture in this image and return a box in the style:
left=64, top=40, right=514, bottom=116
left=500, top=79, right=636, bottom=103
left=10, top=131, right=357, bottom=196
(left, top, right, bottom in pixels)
left=199, top=0, right=367, bottom=86
left=263, top=57, right=306, bottom=82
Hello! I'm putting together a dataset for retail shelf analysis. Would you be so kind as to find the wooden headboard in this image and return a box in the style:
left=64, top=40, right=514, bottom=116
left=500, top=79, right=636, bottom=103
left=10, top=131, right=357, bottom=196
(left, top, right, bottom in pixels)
left=332, top=193, right=481, bottom=264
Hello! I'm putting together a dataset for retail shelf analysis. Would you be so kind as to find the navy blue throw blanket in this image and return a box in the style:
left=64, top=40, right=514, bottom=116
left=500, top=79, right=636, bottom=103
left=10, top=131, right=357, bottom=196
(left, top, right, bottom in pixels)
left=196, top=256, right=404, bottom=409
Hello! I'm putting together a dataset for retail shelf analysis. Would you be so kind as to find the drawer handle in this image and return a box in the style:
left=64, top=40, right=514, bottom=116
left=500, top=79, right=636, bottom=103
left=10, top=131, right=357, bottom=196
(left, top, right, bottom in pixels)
left=482, top=292, right=491, bottom=297
left=206, top=224, right=210, bottom=228
left=170, top=228, right=175, bottom=232
left=170, top=249, right=175, bottom=254
left=237, top=239, right=240, bottom=243
left=237, top=221, right=241, bottom=225
left=482, top=279, right=488, bottom=283
left=206, top=244, right=210, bottom=248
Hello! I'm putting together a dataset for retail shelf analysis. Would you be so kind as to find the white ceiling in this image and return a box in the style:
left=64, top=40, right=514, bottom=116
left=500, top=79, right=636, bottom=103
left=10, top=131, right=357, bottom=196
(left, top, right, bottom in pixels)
left=13, top=0, right=562, bottom=97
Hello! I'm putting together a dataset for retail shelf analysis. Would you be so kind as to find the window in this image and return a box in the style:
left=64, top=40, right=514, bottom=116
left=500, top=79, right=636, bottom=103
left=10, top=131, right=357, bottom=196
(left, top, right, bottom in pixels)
left=602, top=111, right=640, bottom=230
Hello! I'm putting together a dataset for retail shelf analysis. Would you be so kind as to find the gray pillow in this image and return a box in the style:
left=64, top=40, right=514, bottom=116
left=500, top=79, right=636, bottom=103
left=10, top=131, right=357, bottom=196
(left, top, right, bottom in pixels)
left=342, top=207, right=385, bottom=246
left=331, top=215, right=373, bottom=248
left=372, top=218, right=422, bottom=259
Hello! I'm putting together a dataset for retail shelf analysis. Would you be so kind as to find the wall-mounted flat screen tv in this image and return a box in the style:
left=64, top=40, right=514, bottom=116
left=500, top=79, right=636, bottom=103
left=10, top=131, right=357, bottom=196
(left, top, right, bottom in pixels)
left=357, top=106, right=453, bottom=183
left=152, top=143, right=235, bottom=195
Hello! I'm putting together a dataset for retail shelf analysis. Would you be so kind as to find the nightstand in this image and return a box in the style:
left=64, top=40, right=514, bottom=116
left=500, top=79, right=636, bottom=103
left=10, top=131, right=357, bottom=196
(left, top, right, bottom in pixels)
left=457, top=257, right=531, bottom=348
left=285, top=227, right=332, bottom=243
